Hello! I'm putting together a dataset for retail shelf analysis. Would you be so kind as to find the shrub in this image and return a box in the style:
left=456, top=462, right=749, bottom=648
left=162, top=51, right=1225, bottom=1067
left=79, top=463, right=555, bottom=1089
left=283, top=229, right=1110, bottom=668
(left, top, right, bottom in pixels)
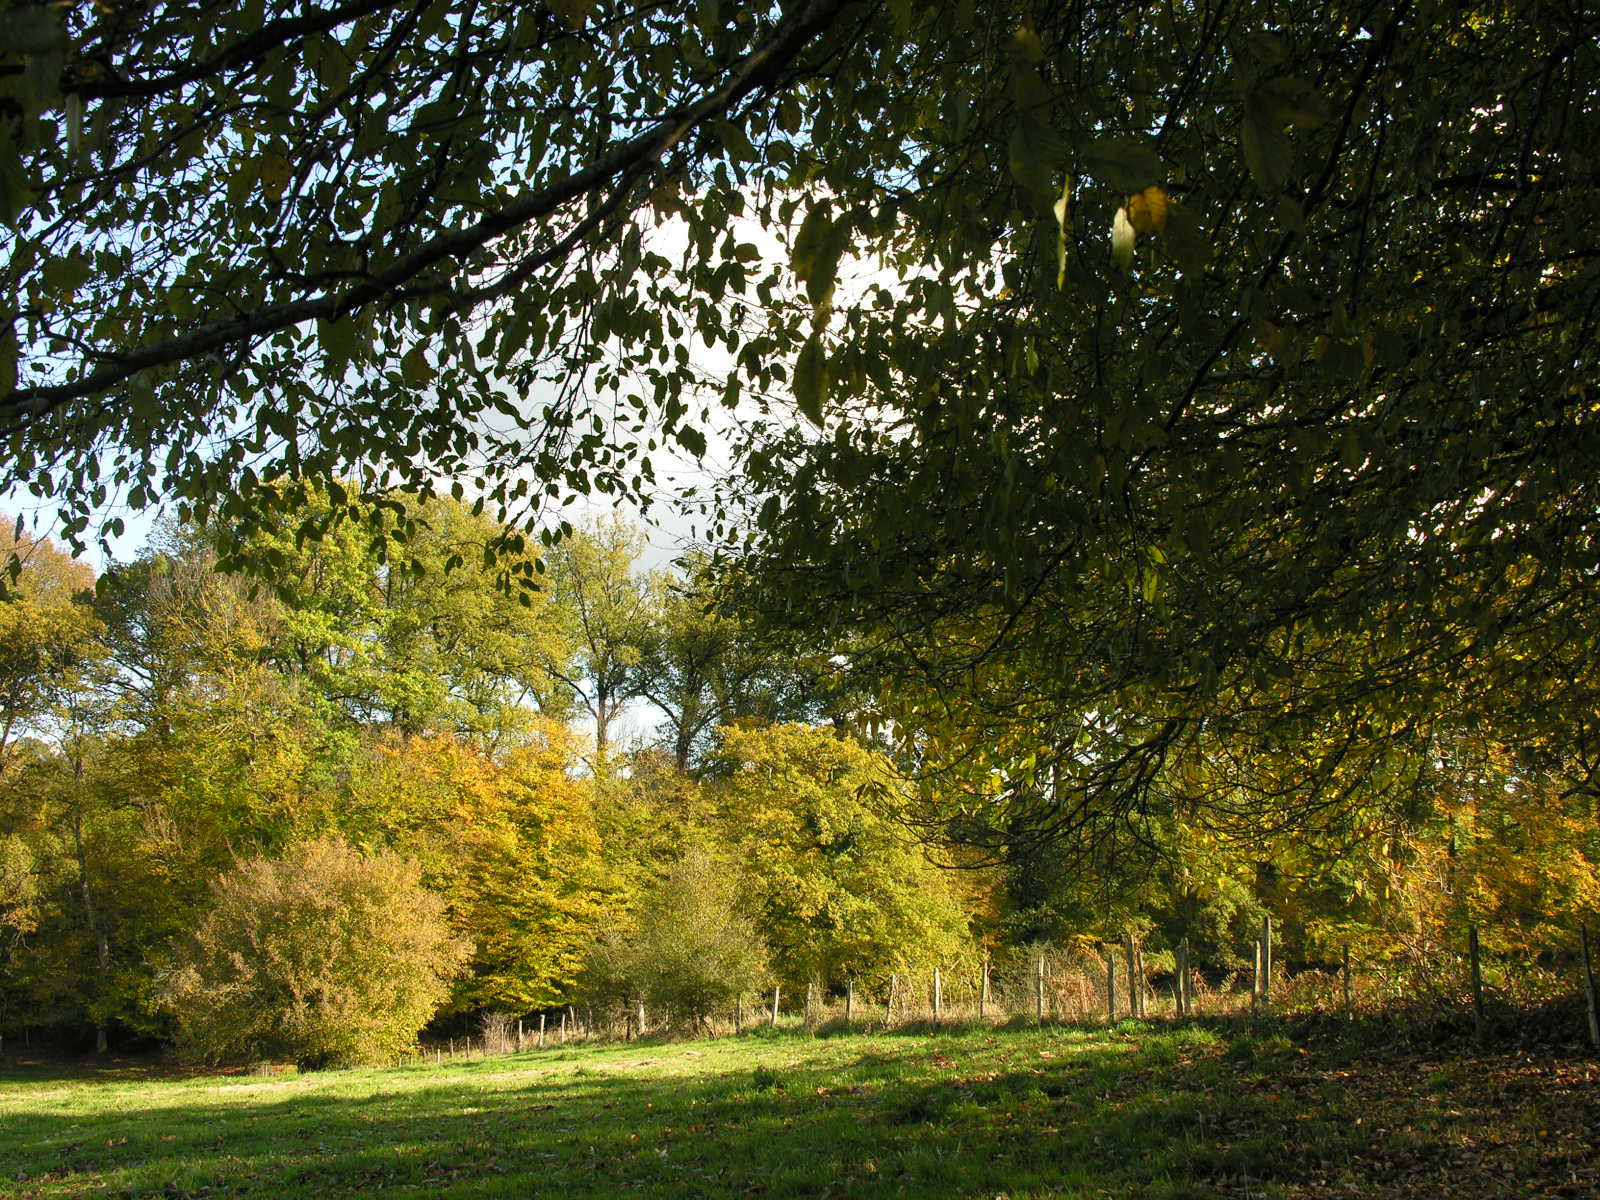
left=161, top=838, right=467, bottom=1067
left=584, top=849, right=768, bottom=1031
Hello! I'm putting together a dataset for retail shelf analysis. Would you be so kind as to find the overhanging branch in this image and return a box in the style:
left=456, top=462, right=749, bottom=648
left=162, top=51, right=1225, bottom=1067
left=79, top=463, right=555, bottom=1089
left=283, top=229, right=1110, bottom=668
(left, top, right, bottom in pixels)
left=4, top=0, right=860, bottom=424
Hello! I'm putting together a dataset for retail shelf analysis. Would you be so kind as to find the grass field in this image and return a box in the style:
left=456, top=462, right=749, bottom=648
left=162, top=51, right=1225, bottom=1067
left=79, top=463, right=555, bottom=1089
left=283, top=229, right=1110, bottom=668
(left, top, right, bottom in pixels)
left=2, top=1020, right=1596, bottom=1198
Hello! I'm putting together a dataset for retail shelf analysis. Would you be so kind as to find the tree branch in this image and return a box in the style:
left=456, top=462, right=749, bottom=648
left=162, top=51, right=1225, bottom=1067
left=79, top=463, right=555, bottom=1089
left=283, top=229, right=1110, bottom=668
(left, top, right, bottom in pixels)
left=6, top=0, right=860, bottom=421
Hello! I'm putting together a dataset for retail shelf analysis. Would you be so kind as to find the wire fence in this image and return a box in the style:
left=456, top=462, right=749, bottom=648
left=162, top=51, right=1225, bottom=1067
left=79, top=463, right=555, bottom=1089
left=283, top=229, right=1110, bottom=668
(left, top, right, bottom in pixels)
left=400, top=920, right=1600, bottom=1069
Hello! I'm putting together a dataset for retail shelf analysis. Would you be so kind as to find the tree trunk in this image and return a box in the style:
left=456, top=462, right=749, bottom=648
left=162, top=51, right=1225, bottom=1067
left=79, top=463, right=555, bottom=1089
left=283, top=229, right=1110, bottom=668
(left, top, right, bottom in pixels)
left=1469, top=924, right=1485, bottom=1041
left=70, top=748, right=110, bottom=1056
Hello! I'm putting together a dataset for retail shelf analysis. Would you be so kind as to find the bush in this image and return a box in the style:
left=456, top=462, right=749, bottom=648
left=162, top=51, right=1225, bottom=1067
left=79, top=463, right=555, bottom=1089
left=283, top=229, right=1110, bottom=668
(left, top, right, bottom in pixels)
left=584, top=849, right=768, bottom=1031
left=161, top=838, right=467, bottom=1067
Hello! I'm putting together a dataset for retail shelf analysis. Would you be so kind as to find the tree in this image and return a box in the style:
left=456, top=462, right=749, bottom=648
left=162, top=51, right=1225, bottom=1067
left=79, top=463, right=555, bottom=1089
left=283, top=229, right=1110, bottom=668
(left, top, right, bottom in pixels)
left=0, top=524, right=100, bottom=770
left=546, top=516, right=654, bottom=765
left=1, top=0, right=858, bottom=559
left=341, top=722, right=608, bottom=1012
left=232, top=490, right=577, bottom=741
left=716, top=4, right=1600, bottom=850
left=709, top=723, right=971, bottom=991
left=160, top=838, right=466, bottom=1067
left=637, top=552, right=823, bottom=771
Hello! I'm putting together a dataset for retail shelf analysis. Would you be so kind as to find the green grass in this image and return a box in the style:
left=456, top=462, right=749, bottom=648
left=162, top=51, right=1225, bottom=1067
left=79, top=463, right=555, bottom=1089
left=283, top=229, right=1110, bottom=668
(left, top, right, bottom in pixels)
left=1, top=1021, right=1594, bottom=1198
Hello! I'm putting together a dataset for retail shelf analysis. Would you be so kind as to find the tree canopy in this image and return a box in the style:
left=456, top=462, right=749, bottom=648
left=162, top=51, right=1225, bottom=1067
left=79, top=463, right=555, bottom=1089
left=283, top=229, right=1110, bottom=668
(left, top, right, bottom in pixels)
left=4, top=0, right=1598, bottom=855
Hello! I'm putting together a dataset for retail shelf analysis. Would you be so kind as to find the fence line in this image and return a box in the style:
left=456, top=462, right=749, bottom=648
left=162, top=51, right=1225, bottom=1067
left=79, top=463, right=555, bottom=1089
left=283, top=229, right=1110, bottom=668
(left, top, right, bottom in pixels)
left=378, top=919, right=1600, bottom=1070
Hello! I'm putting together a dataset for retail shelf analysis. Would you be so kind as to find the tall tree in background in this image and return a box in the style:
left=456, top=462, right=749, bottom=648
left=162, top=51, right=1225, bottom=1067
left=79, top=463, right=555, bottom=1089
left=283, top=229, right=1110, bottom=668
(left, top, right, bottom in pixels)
left=0, top=525, right=101, bottom=770
left=0, top=526, right=123, bottom=1049
left=547, top=516, right=654, bottom=766
left=342, top=721, right=608, bottom=1012
left=234, top=491, right=577, bottom=742
left=638, top=552, right=823, bottom=771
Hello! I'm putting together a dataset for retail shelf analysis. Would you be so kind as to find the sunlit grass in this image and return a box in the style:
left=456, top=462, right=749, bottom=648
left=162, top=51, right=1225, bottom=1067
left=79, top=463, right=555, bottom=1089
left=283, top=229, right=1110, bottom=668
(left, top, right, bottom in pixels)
left=1, top=1019, right=1592, bottom=1198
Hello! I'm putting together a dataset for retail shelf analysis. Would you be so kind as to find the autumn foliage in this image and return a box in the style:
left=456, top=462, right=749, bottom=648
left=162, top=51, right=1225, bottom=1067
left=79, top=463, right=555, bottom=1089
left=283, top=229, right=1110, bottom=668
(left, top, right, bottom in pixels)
left=161, top=839, right=466, bottom=1067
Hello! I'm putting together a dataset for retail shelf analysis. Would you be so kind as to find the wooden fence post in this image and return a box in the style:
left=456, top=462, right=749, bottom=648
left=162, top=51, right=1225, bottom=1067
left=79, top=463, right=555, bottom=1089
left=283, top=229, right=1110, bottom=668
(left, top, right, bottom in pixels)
left=979, top=956, right=991, bottom=1020
left=1260, top=916, right=1273, bottom=1008
left=1342, top=945, right=1352, bottom=1015
left=538, top=1013, right=546, bottom=1048
left=771, top=985, right=781, bottom=1027
left=1581, top=924, right=1600, bottom=1050
left=845, top=979, right=854, bottom=1029
left=1125, top=933, right=1141, bottom=1018
left=1106, top=948, right=1117, bottom=1022
left=1035, top=955, right=1046, bottom=1024
left=735, top=996, right=744, bottom=1033
left=933, top=966, right=943, bottom=1024
left=1469, top=924, right=1485, bottom=1041
left=1177, top=938, right=1192, bottom=1017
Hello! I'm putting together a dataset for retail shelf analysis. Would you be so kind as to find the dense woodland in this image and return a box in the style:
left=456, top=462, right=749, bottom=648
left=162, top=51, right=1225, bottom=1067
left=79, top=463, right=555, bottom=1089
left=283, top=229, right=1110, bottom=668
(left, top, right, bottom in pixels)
left=2, top=0, right=1600, bottom=1062
left=3, top=497, right=1595, bottom=1062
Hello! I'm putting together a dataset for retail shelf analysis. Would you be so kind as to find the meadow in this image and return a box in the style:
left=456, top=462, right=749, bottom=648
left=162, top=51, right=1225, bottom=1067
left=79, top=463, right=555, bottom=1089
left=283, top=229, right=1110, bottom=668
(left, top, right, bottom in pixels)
left=2, top=1019, right=1595, bottom=1199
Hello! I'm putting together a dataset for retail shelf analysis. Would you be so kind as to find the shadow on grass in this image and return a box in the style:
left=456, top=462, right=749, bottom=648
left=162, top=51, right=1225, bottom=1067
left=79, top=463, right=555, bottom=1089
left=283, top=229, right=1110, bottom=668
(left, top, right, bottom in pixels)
left=3, top=1021, right=1595, bottom=1199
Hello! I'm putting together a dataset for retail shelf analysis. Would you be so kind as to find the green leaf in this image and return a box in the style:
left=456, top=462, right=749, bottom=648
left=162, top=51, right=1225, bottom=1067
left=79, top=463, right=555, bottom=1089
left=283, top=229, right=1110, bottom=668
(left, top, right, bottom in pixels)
left=0, top=322, right=16, bottom=395
left=676, top=425, right=707, bottom=457
left=65, top=93, right=83, bottom=159
left=1241, top=94, right=1293, bottom=194
left=1141, top=563, right=1160, bottom=604
left=401, top=342, right=433, bottom=388
left=1009, top=113, right=1056, bottom=210
left=0, top=6, right=65, bottom=55
left=547, top=0, right=596, bottom=28
left=318, top=316, right=361, bottom=367
left=1080, top=136, right=1162, bottom=193
left=45, top=251, right=93, bottom=296
left=714, top=118, right=756, bottom=164
left=791, top=202, right=834, bottom=283
left=794, top=334, right=827, bottom=425
left=1161, top=204, right=1209, bottom=276
left=1008, top=23, right=1044, bottom=65
left=1259, top=76, right=1333, bottom=128
left=0, top=126, right=34, bottom=229
left=801, top=218, right=851, bottom=310
left=1238, top=31, right=1288, bottom=71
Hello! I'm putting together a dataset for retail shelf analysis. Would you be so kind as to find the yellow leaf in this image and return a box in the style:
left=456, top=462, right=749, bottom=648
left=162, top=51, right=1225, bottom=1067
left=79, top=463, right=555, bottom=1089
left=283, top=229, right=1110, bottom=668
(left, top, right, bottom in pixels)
left=1111, top=207, right=1136, bottom=271
left=1053, top=176, right=1071, bottom=289
left=1009, top=23, right=1044, bottom=64
left=1125, top=185, right=1171, bottom=235
left=259, top=152, right=292, bottom=202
